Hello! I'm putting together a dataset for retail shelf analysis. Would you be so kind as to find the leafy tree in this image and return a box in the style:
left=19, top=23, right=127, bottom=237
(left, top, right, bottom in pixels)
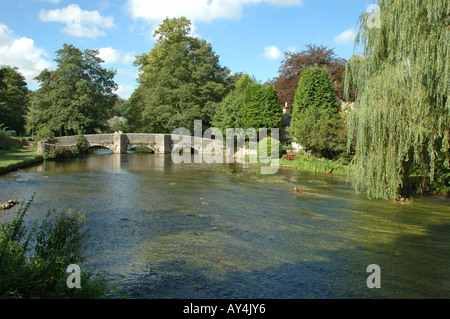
left=32, top=44, right=118, bottom=136
left=113, top=98, right=131, bottom=119
left=106, top=116, right=128, bottom=133
left=240, top=82, right=283, bottom=133
left=258, top=136, right=283, bottom=158
left=290, top=66, right=346, bottom=159
left=344, top=0, right=449, bottom=199
left=0, top=66, right=29, bottom=134
left=241, top=81, right=266, bottom=131
left=272, top=44, right=351, bottom=110
left=263, top=84, right=283, bottom=130
left=129, top=17, right=231, bottom=133
left=212, top=74, right=253, bottom=134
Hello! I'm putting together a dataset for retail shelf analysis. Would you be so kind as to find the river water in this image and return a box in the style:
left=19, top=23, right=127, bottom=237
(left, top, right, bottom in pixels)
left=0, top=151, right=449, bottom=298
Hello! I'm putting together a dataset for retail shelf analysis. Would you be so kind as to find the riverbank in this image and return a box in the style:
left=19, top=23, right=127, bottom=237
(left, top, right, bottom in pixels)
left=0, top=141, right=44, bottom=175
left=279, top=153, right=348, bottom=176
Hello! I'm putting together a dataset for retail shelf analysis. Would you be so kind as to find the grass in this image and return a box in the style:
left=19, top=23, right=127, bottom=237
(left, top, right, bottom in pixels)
left=0, top=140, right=43, bottom=174
left=279, top=152, right=348, bottom=175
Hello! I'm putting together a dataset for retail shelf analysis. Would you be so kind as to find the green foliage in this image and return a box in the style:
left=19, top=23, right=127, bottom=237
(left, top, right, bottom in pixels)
left=292, top=107, right=347, bottom=160
left=213, top=73, right=282, bottom=142
left=344, top=0, right=449, bottom=199
left=290, top=66, right=346, bottom=159
left=212, top=74, right=253, bottom=134
left=240, top=82, right=283, bottom=132
left=106, top=116, right=128, bottom=133
left=240, top=81, right=265, bottom=130
left=0, top=66, right=29, bottom=135
left=258, top=137, right=283, bottom=158
left=263, top=85, right=283, bottom=130
left=430, top=153, right=450, bottom=195
left=129, top=17, right=231, bottom=133
left=0, top=124, right=9, bottom=150
left=293, top=65, right=338, bottom=114
left=33, top=127, right=54, bottom=144
left=280, top=152, right=347, bottom=175
left=0, top=198, right=113, bottom=299
left=48, top=146, right=78, bottom=160
left=74, top=134, right=87, bottom=154
left=32, top=44, right=118, bottom=137
left=113, top=98, right=131, bottom=119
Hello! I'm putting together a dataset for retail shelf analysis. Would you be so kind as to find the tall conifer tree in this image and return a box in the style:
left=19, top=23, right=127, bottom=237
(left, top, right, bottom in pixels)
left=290, top=66, right=346, bottom=159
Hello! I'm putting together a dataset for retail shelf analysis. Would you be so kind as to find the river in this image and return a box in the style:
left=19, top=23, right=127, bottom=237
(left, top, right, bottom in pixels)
left=0, top=151, right=449, bottom=298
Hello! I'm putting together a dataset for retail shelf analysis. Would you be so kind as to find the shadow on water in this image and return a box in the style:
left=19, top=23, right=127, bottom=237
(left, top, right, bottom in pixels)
left=114, top=221, right=450, bottom=299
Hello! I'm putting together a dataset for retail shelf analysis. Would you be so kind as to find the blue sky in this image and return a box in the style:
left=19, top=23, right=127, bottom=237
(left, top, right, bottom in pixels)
left=0, top=0, right=377, bottom=99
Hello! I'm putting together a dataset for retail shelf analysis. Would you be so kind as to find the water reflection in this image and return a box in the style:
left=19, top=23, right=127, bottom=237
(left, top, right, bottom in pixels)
left=0, top=153, right=449, bottom=298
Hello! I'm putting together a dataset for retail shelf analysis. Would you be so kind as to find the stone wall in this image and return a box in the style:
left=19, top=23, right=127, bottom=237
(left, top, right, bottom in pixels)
left=36, top=133, right=216, bottom=155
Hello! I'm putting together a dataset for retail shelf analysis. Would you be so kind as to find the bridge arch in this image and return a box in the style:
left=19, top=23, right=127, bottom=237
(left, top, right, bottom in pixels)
left=127, top=144, right=156, bottom=153
left=171, top=144, right=199, bottom=155
left=85, top=145, right=114, bottom=153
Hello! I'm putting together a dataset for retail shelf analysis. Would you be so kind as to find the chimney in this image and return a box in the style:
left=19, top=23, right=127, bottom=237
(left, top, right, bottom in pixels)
left=283, top=102, right=289, bottom=115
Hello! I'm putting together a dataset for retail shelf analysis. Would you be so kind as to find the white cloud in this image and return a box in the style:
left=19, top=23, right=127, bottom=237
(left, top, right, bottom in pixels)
left=263, top=45, right=282, bottom=60
left=333, top=28, right=356, bottom=44
left=125, top=0, right=302, bottom=23
left=98, top=47, right=135, bottom=65
left=39, top=4, right=115, bottom=39
left=115, top=83, right=135, bottom=100
left=0, top=23, right=54, bottom=87
left=38, top=0, right=61, bottom=3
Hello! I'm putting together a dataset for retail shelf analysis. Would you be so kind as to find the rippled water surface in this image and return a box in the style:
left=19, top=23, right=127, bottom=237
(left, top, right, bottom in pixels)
left=1, top=152, right=449, bottom=298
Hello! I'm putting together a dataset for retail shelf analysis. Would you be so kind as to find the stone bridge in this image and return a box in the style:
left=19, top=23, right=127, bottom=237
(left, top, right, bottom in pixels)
left=37, top=133, right=218, bottom=155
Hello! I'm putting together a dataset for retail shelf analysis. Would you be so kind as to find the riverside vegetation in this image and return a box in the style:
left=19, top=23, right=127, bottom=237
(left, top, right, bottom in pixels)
left=0, top=197, right=122, bottom=298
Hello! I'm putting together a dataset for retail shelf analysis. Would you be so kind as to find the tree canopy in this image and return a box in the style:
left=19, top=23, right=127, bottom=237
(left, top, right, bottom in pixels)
left=240, top=81, right=282, bottom=132
left=129, top=17, right=232, bottom=134
left=212, top=74, right=253, bottom=134
left=0, top=66, right=29, bottom=134
left=344, top=0, right=449, bottom=198
left=273, top=44, right=350, bottom=110
left=32, top=44, right=118, bottom=136
left=290, top=65, right=346, bottom=159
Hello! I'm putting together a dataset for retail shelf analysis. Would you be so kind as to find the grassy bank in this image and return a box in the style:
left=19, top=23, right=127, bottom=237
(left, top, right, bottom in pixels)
left=0, top=142, right=43, bottom=174
left=279, top=152, right=348, bottom=175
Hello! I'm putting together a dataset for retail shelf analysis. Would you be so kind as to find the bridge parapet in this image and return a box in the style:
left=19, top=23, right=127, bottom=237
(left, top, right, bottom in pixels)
left=37, top=133, right=184, bottom=155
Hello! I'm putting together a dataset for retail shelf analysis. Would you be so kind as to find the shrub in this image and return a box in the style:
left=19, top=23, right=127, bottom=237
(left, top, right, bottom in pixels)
left=106, top=116, right=128, bottom=133
left=258, top=137, right=283, bottom=159
left=74, top=134, right=87, bottom=154
left=0, top=124, right=10, bottom=150
left=0, top=197, right=115, bottom=298
left=429, top=153, right=450, bottom=195
left=34, top=127, right=54, bottom=144
left=48, top=146, right=77, bottom=160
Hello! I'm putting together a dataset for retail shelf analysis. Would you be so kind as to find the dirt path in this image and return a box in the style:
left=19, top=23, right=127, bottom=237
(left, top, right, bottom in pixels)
left=19, top=139, right=33, bottom=152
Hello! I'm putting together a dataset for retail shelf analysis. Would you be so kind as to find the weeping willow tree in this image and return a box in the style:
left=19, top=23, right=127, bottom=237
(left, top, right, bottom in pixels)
left=344, top=0, right=449, bottom=199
